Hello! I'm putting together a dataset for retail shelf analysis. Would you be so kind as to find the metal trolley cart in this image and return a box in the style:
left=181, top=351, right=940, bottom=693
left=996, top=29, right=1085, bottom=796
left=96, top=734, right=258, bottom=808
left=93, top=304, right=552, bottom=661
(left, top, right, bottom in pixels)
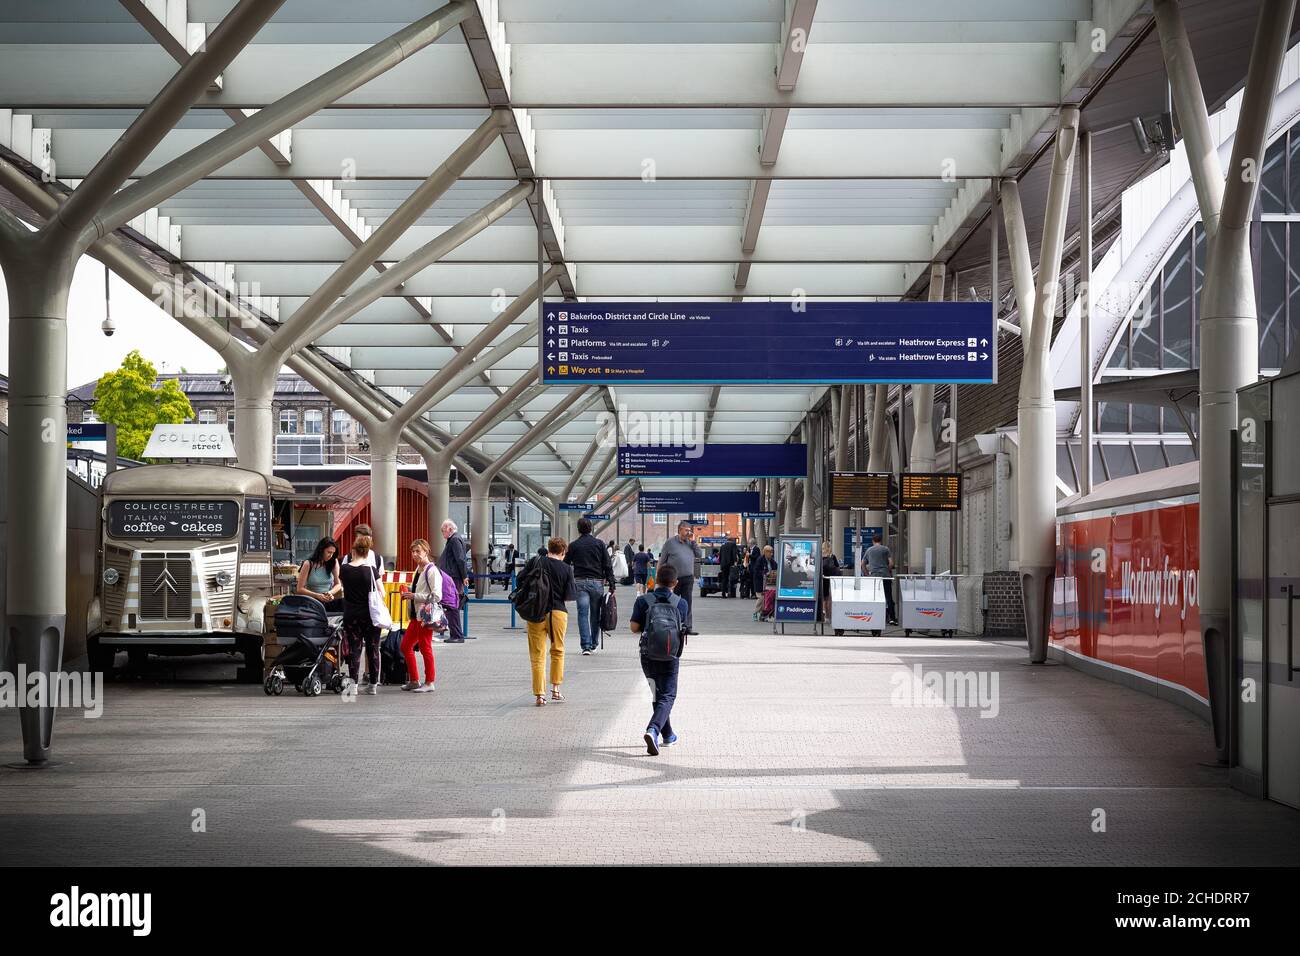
left=896, top=574, right=960, bottom=637
left=826, top=575, right=888, bottom=636
left=698, top=562, right=722, bottom=597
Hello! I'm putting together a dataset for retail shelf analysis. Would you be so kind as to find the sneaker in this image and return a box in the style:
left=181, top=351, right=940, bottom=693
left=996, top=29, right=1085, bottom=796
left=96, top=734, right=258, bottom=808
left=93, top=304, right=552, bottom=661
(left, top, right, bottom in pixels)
left=401, top=681, right=421, bottom=691
left=661, top=732, right=679, bottom=747
left=365, top=682, right=378, bottom=696
left=581, top=649, right=592, bottom=656
left=414, top=682, right=435, bottom=693
left=687, top=629, right=699, bottom=636
left=643, top=728, right=661, bottom=756
left=444, top=637, right=466, bottom=644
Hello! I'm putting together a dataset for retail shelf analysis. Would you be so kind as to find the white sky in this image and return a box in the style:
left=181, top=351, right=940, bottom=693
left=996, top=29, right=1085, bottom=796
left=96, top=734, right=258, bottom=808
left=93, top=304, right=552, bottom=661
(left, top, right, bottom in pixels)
left=0, top=255, right=223, bottom=391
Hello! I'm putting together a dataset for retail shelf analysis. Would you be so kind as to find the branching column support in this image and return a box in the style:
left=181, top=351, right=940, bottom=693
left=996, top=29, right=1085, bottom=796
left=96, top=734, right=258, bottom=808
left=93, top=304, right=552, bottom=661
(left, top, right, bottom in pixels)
left=1011, top=107, right=1079, bottom=664
left=1155, top=0, right=1295, bottom=759
left=0, top=0, right=286, bottom=764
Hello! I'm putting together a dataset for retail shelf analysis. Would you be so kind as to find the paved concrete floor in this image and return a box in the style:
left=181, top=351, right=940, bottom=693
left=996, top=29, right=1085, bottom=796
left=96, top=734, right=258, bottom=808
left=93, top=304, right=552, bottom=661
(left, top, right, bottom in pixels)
left=2, top=585, right=1298, bottom=865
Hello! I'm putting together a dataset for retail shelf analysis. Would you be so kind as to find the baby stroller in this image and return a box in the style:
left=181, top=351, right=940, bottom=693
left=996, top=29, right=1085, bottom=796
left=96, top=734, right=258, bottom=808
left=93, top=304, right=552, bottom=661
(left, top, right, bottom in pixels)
left=265, top=594, right=349, bottom=698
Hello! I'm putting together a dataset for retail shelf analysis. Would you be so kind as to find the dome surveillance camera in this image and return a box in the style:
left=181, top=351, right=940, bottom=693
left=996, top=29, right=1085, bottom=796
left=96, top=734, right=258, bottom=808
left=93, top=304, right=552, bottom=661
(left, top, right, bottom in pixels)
left=101, top=315, right=116, bottom=337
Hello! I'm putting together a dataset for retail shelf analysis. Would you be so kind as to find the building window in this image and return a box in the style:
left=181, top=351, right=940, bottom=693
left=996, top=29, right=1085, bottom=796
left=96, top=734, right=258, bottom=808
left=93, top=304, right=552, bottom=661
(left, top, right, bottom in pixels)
left=304, top=408, right=323, bottom=435
left=279, top=408, right=297, bottom=434
left=227, top=409, right=236, bottom=436
left=332, top=409, right=351, bottom=436
left=197, top=408, right=217, bottom=424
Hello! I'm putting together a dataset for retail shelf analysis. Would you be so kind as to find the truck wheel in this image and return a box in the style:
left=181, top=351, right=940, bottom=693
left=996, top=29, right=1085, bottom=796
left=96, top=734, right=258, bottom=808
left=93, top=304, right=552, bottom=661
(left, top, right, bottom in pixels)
left=87, top=638, right=116, bottom=676
left=236, top=637, right=264, bottom=684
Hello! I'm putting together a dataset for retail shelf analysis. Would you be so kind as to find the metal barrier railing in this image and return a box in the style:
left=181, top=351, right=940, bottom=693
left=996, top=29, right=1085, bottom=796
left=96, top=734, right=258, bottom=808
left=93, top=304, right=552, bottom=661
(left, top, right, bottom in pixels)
left=383, top=571, right=521, bottom=635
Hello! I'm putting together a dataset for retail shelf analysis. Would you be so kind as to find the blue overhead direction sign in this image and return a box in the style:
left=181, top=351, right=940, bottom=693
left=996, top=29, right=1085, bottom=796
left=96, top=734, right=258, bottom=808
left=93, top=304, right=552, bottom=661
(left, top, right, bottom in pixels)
left=637, top=491, right=761, bottom=514
left=539, top=300, right=995, bottom=385
left=584, top=513, right=612, bottom=521
left=559, top=501, right=597, bottom=512
left=618, top=443, right=805, bottom=478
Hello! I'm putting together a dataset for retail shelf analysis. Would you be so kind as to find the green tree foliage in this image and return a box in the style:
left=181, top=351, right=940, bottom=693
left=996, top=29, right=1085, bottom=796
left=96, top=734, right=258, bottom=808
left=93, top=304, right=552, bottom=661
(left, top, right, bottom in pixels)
left=92, top=351, right=194, bottom=460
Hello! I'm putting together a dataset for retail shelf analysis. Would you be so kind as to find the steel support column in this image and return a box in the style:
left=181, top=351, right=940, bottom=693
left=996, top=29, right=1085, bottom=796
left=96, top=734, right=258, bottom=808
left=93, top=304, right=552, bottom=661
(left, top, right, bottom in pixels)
left=909, top=263, right=946, bottom=572
left=1018, top=106, right=1079, bottom=664
left=1156, top=0, right=1296, bottom=759
left=0, top=1, right=280, bottom=765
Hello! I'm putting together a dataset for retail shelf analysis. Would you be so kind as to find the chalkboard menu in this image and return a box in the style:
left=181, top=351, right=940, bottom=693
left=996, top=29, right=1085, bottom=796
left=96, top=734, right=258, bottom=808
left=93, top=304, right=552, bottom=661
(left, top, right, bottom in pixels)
left=243, top=497, right=271, bottom=552
left=828, top=472, right=893, bottom=511
left=108, top=499, right=239, bottom=539
left=899, top=473, right=962, bottom=512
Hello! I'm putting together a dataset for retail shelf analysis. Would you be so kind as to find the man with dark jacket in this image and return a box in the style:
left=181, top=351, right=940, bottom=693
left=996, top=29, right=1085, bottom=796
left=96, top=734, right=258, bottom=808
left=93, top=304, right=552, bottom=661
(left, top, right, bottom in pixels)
left=718, top=536, right=739, bottom=598
left=623, top=538, right=637, bottom=583
left=564, top=518, right=615, bottom=655
left=438, top=519, right=470, bottom=643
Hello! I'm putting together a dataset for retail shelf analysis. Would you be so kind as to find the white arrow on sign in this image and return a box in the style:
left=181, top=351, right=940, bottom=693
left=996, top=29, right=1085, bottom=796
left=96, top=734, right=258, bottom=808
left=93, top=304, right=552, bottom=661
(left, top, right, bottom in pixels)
left=981, top=338, right=989, bottom=347
left=547, top=353, right=556, bottom=361
left=980, top=353, right=988, bottom=360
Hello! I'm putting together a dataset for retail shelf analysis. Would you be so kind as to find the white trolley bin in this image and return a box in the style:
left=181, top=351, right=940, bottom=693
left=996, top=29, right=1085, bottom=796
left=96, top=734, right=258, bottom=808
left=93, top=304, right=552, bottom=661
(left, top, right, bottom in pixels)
left=897, top=574, right=960, bottom=637
left=698, top=562, right=721, bottom=597
left=828, top=575, right=889, bottom=636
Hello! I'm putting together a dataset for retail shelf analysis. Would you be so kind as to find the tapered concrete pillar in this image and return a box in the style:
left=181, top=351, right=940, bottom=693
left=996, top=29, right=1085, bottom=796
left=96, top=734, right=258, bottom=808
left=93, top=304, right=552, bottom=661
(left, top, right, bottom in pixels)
left=424, top=448, right=451, bottom=548
left=863, top=384, right=890, bottom=540
left=1017, top=106, right=1079, bottom=664
left=367, top=427, right=401, bottom=563
left=829, top=387, right=849, bottom=558
left=229, top=358, right=278, bottom=474
left=781, top=477, right=797, bottom=532
left=0, top=240, right=75, bottom=764
left=909, top=264, right=946, bottom=572
left=800, top=419, right=816, bottom=531
left=467, top=472, right=492, bottom=597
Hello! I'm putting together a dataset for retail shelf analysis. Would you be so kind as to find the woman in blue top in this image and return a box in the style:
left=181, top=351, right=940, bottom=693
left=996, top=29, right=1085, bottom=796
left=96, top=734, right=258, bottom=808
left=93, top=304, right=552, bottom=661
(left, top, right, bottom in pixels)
left=296, top=536, right=343, bottom=611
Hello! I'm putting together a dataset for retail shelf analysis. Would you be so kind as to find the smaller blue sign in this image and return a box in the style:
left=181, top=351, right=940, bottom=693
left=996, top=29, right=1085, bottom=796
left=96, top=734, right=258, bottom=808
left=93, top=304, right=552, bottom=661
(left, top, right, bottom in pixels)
left=776, top=599, right=818, bottom=623
left=637, top=491, right=761, bottom=514
left=743, top=511, right=776, bottom=520
left=584, top=513, right=611, bottom=521
left=619, top=443, right=805, bottom=478
left=559, top=501, right=596, bottom=512
left=841, top=526, right=884, bottom=566
left=686, top=518, right=709, bottom=526
left=67, top=422, right=108, bottom=441
left=701, top=536, right=728, bottom=544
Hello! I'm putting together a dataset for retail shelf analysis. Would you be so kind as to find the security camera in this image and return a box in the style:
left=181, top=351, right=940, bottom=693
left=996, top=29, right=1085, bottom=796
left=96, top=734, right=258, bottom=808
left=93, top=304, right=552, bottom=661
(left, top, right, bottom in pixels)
left=101, top=316, right=116, bottom=337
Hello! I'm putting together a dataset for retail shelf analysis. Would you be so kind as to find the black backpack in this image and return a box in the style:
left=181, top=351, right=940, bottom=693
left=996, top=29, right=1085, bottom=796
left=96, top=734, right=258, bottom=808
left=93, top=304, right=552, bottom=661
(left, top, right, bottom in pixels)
left=510, top=556, right=552, bottom=623
left=640, top=592, right=685, bottom=661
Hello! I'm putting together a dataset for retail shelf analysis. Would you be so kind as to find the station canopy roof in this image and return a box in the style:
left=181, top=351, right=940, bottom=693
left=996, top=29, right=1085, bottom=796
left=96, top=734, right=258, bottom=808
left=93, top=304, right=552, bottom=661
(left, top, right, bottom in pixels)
left=0, top=0, right=1284, bottom=500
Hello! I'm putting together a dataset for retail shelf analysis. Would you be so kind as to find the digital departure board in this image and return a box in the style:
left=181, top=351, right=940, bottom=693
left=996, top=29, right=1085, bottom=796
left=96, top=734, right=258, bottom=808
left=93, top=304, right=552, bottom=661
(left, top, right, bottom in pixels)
left=899, top=473, right=962, bottom=512
left=828, top=472, right=893, bottom=511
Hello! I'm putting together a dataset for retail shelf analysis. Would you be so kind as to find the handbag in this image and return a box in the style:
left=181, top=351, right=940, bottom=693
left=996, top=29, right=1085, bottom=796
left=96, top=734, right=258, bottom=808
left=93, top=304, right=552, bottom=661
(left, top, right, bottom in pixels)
left=367, top=566, right=394, bottom=630
left=415, top=566, right=445, bottom=627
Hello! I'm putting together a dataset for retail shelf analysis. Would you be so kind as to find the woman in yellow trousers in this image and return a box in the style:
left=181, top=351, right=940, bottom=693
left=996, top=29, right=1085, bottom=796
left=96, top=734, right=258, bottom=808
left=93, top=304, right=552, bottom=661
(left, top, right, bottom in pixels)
left=526, top=537, right=578, bottom=707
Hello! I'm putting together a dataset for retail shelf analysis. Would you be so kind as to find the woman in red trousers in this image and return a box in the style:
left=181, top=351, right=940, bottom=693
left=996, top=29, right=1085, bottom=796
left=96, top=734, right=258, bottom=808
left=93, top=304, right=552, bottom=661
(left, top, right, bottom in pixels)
left=399, top=538, right=443, bottom=693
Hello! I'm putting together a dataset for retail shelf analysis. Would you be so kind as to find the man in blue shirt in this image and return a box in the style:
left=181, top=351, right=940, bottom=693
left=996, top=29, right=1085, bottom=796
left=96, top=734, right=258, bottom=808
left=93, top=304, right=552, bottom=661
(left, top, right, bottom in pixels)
left=629, top=563, right=688, bottom=756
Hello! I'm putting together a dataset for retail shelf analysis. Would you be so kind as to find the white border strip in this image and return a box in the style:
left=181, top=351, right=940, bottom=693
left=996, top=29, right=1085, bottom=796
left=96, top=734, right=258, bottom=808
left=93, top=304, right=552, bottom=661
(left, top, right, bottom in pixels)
left=1059, top=493, right=1198, bottom=524
left=1051, top=644, right=1210, bottom=707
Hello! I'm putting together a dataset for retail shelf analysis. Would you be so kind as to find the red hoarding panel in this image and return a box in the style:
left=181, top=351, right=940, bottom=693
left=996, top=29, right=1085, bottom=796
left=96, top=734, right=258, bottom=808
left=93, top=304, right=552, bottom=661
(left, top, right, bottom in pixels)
left=1052, top=500, right=1205, bottom=701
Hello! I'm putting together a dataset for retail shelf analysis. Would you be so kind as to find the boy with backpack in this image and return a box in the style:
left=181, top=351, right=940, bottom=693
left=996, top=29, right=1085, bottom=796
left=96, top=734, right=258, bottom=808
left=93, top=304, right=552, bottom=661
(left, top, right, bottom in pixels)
left=628, top=563, right=689, bottom=756
left=511, top=536, right=577, bottom=707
